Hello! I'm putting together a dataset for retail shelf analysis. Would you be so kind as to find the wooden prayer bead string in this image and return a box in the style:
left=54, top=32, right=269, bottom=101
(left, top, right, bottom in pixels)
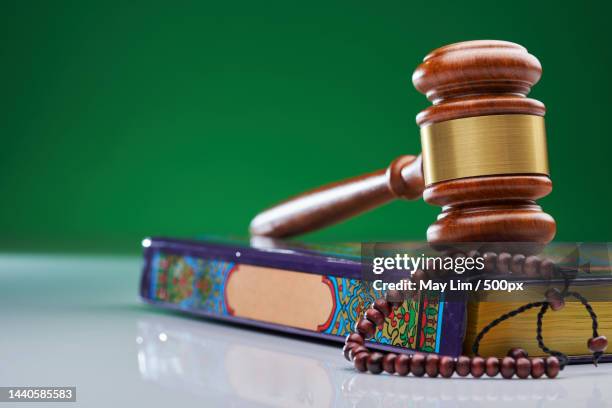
left=471, top=287, right=608, bottom=368
left=538, top=290, right=608, bottom=365
left=343, top=261, right=608, bottom=378
left=344, top=297, right=562, bottom=378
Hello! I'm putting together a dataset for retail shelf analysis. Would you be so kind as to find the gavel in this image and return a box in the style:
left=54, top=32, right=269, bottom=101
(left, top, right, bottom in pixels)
left=250, top=40, right=556, bottom=245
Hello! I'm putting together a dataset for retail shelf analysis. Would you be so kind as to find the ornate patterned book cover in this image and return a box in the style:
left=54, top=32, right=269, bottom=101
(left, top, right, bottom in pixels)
left=140, top=237, right=467, bottom=356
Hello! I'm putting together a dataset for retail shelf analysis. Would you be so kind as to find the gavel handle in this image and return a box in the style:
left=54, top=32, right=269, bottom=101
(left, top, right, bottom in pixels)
left=249, top=155, right=424, bottom=238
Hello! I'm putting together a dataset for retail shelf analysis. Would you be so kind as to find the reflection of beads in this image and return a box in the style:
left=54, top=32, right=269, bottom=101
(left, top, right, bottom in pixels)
left=345, top=297, right=563, bottom=379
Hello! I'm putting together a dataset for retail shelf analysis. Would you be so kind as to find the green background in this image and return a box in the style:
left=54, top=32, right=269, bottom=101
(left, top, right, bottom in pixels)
left=2, top=0, right=611, bottom=254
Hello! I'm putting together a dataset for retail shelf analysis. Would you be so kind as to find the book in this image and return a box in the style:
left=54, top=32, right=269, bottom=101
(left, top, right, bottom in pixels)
left=140, top=236, right=612, bottom=363
left=140, top=236, right=465, bottom=356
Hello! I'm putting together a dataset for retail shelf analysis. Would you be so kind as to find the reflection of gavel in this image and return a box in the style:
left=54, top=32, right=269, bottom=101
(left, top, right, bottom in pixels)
left=250, top=40, right=556, bottom=245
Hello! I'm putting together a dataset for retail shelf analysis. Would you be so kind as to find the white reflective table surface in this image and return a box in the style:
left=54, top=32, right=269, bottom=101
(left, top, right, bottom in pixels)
left=1, top=254, right=610, bottom=407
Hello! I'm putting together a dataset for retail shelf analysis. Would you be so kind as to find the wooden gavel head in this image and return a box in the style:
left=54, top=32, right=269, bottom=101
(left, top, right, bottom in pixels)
left=250, top=40, right=556, bottom=245
left=413, top=40, right=555, bottom=244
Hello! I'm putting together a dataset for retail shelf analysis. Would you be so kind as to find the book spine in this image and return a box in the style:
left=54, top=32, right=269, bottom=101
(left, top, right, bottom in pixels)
left=140, top=238, right=466, bottom=356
